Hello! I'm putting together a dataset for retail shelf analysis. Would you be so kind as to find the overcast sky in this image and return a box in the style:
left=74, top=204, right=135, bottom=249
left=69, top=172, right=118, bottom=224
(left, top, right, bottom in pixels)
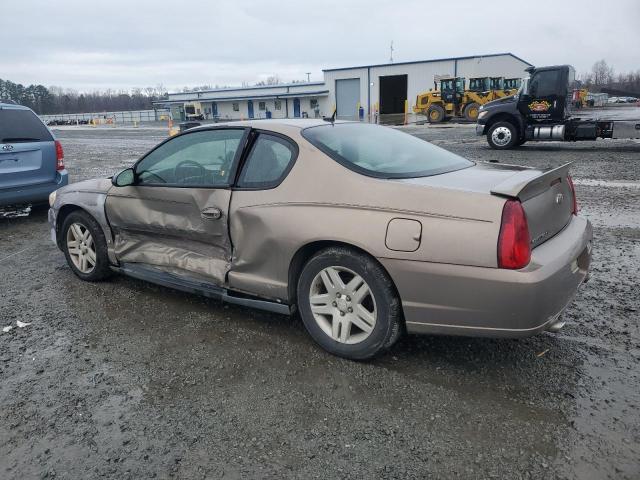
left=4, top=0, right=639, bottom=92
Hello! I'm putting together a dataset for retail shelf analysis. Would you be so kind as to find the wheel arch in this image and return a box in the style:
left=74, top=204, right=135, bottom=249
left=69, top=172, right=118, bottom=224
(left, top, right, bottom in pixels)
left=287, top=240, right=401, bottom=308
left=55, top=204, right=84, bottom=248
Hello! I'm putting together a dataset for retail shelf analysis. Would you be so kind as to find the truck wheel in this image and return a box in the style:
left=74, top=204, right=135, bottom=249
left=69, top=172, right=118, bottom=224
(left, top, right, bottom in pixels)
left=427, top=105, right=445, bottom=123
left=487, top=121, right=518, bottom=149
left=463, top=102, right=480, bottom=121
left=296, top=247, right=403, bottom=360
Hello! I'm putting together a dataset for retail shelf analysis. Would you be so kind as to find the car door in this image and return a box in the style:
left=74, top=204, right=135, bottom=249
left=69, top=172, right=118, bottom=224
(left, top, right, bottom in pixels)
left=105, top=127, right=249, bottom=284
left=518, top=68, right=566, bottom=123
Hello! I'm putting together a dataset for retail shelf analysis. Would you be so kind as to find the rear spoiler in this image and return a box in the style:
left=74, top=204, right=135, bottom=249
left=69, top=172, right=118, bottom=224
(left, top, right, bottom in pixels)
left=490, top=162, right=572, bottom=201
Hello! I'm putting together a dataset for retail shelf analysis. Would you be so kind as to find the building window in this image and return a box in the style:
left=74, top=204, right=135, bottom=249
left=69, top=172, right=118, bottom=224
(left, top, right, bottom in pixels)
left=310, top=99, right=318, bottom=110
left=232, top=102, right=239, bottom=112
left=274, top=100, right=282, bottom=110
left=259, top=101, right=266, bottom=111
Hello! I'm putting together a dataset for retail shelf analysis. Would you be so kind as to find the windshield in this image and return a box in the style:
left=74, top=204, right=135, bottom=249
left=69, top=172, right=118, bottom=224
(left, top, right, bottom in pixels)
left=302, top=123, right=473, bottom=179
left=0, top=108, right=53, bottom=143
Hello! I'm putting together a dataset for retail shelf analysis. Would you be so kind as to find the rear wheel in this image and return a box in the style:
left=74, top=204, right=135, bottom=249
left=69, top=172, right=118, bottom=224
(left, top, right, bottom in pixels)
left=463, top=102, right=480, bottom=121
left=297, top=247, right=402, bottom=360
left=61, top=210, right=112, bottom=281
left=487, top=121, right=518, bottom=149
left=427, top=104, right=445, bottom=123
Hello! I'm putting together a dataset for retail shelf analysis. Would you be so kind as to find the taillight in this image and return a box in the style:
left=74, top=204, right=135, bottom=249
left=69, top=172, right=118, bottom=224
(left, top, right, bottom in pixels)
left=55, top=140, right=65, bottom=171
left=567, top=175, right=578, bottom=215
left=498, top=199, right=531, bottom=269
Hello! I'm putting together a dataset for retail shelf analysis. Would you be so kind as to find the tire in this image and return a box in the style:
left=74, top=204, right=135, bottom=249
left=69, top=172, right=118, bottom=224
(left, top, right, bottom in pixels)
left=487, top=121, right=518, bottom=150
left=463, top=102, right=480, bottom=121
left=61, top=210, right=112, bottom=281
left=427, top=104, right=445, bottom=123
left=296, top=247, right=403, bottom=360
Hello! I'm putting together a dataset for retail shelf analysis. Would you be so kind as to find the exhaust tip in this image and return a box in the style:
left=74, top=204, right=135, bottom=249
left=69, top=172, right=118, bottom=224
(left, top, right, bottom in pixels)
left=547, top=320, right=566, bottom=333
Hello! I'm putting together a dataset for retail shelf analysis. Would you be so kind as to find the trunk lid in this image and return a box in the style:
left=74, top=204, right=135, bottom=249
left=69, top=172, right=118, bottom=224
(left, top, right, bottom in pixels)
left=491, top=162, right=574, bottom=248
left=400, top=161, right=575, bottom=249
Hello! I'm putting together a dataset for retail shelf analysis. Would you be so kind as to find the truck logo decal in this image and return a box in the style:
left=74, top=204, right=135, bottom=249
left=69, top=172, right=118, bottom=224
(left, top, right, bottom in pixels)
left=529, top=100, right=552, bottom=112
left=1, top=144, right=14, bottom=151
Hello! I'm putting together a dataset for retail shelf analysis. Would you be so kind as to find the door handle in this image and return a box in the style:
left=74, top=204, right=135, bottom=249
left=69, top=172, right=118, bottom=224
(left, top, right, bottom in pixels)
left=201, top=207, right=222, bottom=220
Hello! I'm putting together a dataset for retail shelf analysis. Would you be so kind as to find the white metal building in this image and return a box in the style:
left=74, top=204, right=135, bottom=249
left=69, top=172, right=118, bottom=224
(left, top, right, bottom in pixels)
left=158, top=53, right=531, bottom=121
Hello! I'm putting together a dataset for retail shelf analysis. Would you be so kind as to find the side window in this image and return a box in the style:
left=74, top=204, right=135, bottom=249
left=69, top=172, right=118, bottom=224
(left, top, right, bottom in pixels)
left=529, top=70, right=559, bottom=97
left=135, top=129, right=245, bottom=186
left=238, top=134, right=296, bottom=189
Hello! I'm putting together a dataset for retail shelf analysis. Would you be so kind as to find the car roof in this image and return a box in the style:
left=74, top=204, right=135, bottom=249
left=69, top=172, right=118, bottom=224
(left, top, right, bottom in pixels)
left=0, top=101, right=31, bottom=110
left=191, top=118, right=350, bottom=132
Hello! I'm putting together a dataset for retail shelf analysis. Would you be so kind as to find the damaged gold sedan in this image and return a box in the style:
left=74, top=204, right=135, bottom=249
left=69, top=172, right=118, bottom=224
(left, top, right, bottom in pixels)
left=49, top=119, right=592, bottom=359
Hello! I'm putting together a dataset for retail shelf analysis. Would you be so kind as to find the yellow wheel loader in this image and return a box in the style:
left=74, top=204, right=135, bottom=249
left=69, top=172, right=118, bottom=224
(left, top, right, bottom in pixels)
left=413, top=77, right=466, bottom=123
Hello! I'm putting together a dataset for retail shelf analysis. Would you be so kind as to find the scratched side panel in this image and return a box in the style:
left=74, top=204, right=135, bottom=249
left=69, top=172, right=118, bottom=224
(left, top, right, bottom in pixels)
left=106, top=186, right=232, bottom=284
left=227, top=127, right=503, bottom=301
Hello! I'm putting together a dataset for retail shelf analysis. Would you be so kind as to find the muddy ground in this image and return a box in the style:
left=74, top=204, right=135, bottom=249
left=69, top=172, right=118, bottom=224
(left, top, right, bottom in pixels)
left=1, top=122, right=639, bottom=479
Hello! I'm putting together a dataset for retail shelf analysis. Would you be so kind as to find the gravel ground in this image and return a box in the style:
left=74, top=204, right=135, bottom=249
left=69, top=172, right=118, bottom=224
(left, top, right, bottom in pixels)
left=1, top=120, right=639, bottom=479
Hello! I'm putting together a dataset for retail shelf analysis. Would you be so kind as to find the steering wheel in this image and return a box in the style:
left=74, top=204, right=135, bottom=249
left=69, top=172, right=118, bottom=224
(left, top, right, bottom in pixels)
left=174, top=160, right=205, bottom=184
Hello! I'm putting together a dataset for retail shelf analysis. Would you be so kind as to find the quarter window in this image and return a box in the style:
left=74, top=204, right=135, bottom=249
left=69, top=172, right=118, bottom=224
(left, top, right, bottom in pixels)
left=135, top=129, right=245, bottom=186
left=238, top=134, right=296, bottom=189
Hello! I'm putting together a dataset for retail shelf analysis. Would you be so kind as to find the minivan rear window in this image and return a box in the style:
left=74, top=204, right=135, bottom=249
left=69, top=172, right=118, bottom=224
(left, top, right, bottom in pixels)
left=0, top=108, right=53, bottom=143
left=302, top=123, right=472, bottom=179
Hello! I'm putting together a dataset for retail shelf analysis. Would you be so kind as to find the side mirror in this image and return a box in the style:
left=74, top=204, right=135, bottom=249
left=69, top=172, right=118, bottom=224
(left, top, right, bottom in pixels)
left=112, top=168, right=135, bottom=187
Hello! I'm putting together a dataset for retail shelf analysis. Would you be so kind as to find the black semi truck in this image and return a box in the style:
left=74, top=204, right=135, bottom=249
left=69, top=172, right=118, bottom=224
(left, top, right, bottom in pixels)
left=476, top=64, right=640, bottom=149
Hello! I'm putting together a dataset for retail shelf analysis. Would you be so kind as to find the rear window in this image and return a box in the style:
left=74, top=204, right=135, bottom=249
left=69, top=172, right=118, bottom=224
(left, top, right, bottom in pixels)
left=0, top=108, right=53, bottom=143
left=302, top=123, right=472, bottom=178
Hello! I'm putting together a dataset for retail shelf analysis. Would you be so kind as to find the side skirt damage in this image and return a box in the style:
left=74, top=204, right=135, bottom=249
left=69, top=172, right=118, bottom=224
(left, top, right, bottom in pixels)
left=114, top=262, right=291, bottom=316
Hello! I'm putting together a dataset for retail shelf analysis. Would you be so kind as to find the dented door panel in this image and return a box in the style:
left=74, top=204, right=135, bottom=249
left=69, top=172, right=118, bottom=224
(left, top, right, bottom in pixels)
left=105, top=186, right=232, bottom=284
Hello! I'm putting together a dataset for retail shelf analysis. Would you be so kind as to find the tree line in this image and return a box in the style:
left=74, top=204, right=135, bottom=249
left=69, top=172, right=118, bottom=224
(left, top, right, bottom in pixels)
left=0, top=79, right=168, bottom=115
left=578, top=60, right=640, bottom=93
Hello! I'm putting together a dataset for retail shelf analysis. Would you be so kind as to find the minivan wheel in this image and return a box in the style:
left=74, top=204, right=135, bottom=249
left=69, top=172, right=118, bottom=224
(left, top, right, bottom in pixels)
left=297, top=247, right=402, bottom=360
left=61, top=210, right=111, bottom=281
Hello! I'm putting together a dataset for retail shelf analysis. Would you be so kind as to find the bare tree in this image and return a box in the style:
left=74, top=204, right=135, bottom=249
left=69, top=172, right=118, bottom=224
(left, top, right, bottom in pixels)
left=591, top=60, right=614, bottom=86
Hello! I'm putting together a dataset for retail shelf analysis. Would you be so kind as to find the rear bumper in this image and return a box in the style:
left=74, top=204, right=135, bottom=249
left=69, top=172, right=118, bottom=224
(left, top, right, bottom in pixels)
left=379, top=216, right=592, bottom=338
left=0, top=170, right=68, bottom=206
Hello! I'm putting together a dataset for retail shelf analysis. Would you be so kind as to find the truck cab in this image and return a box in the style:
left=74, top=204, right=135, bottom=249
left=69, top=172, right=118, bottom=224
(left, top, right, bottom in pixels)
left=476, top=65, right=575, bottom=148
left=476, top=64, right=640, bottom=149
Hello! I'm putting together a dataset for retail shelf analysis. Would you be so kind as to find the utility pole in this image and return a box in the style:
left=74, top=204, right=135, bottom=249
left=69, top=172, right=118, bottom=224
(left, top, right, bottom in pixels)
left=389, top=41, right=394, bottom=63
left=305, top=72, right=311, bottom=82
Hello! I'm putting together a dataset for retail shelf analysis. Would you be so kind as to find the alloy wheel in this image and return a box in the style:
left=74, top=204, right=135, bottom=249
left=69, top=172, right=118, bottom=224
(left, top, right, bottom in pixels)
left=66, top=222, right=96, bottom=274
left=308, top=266, right=377, bottom=344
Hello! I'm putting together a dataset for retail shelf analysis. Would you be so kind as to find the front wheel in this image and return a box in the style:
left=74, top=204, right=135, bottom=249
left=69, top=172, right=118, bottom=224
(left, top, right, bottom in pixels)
left=427, top=104, right=445, bottom=123
left=61, top=210, right=112, bottom=281
left=297, top=247, right=403, bottom=360
left=487, top=121, right=518, bottom=149
left=463, top=102, right=480, bottom=121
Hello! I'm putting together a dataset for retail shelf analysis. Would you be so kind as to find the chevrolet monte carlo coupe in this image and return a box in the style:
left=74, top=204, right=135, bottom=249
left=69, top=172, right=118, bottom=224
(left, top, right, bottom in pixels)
left=49, top=119, right=592, bottom=359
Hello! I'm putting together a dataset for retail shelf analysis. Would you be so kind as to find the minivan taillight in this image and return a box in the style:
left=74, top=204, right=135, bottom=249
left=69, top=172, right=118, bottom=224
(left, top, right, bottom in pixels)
left=498, top=200, right=531, bottom=269
left=567, top=175, right=578, bottom=215
left=55, top=140, right=64, bottom=171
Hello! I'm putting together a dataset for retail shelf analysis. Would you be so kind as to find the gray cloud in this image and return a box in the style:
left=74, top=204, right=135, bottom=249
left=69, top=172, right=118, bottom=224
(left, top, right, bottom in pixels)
left=4, top=0, right=639, bottom=91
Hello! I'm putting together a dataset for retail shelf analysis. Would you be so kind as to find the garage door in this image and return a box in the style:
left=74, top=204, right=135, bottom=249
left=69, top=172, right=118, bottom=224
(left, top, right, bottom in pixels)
left=335, top=78, right=360, bottom=120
